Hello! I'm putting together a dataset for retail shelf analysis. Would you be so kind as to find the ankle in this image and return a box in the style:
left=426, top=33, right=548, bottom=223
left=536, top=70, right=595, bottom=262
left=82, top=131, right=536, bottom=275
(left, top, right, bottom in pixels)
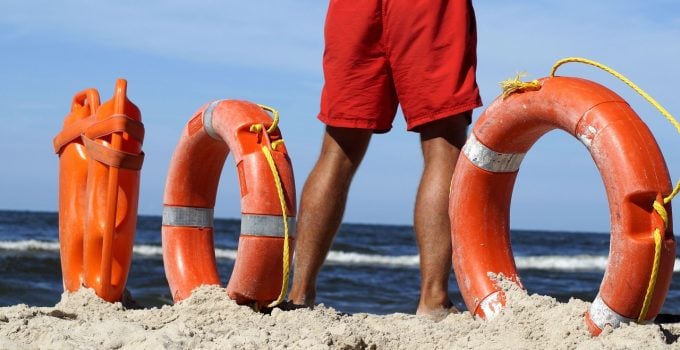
left=417, top=290, right=452, bottom=312
left=287, top=286, right=316, bottom=307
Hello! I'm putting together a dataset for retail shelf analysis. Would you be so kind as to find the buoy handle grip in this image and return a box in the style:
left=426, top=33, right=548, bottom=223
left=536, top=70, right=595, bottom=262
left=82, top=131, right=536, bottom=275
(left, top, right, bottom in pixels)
left=71, top=89, right=100, bottom=116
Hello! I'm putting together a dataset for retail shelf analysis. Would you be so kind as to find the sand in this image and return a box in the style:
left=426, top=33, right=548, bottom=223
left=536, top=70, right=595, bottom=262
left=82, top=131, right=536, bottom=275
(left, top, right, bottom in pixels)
left=1, top=281, right=679, bottom=349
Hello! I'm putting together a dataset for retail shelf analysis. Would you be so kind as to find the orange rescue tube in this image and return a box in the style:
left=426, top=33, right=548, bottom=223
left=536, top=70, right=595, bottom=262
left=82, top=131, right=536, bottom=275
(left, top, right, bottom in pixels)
left=449, top=76, right=675, bottom=335
left=53, top=79, right=145, bottom=302
left=54, top=88, right=101, bottom=292
left=162, top=100, right=296, bottom=308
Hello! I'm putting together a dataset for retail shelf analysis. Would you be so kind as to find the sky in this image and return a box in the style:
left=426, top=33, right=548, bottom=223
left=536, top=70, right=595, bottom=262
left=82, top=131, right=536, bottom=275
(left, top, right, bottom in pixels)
left=0, top=1, right=679, bottom=233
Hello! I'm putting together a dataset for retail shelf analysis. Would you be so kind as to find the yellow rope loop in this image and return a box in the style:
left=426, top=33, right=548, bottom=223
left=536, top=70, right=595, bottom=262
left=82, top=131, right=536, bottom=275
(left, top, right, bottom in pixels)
left=500, top=72, right=541, bottom=99
left=271, top=139, right=285, bottom=151
left=260, top=144, right=291, bottom=308
left=258, top=104, right=280, bottom=134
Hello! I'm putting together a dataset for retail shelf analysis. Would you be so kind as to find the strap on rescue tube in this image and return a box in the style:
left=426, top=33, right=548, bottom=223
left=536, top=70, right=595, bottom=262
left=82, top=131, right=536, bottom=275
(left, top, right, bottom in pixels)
left=55, top=79, right=145, bottom=303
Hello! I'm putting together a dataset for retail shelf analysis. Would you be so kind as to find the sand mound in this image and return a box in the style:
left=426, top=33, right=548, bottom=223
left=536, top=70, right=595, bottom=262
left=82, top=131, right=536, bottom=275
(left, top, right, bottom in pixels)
left=1, top=282, right=678, bottom=349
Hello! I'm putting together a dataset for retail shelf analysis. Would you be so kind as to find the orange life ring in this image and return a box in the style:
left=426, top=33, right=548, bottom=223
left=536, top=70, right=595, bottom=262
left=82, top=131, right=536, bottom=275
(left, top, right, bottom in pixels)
left=449, top=76, right=676, bottom=335
left=162, top=100, right=296, bottom=308
left=53, top=79, right=145, bottom=302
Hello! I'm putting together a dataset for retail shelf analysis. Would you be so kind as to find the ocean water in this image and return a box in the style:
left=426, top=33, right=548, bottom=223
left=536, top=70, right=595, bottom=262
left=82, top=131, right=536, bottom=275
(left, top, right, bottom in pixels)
left=1, top=210, right=680, bottom=316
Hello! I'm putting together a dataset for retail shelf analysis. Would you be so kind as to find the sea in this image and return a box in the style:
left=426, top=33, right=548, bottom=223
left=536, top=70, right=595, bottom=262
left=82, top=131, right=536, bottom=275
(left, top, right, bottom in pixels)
left=2, top=209, right=680, bottom=317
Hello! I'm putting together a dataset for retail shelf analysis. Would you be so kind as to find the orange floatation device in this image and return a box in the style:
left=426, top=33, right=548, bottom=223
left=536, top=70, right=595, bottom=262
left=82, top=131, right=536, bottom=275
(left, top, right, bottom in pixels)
left=53, top=79, right=145, bottom=302
left=450, top=59, right=676, bottom=335
left=162, top=100, right=295, bottom=309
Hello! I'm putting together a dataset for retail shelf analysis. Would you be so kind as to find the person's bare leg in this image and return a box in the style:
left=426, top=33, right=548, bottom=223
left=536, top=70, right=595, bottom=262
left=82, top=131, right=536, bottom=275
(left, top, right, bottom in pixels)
left=414, top=114, right=469, bottom=320
left=288, top=126, right=372, bottom=306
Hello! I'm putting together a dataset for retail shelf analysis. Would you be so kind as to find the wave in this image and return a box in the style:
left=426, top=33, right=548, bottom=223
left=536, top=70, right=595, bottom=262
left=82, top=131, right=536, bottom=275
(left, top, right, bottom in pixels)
left=1, top=240, right=677, bottom=272
left=0, top=240, right=60, bottom=251
left=323, top=252, right=613, bottom=272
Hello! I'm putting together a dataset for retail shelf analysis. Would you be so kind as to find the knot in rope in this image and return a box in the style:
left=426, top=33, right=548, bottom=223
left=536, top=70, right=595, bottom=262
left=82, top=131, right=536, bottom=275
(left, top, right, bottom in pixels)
left=500, top=72, right=541, bottom=99
left=250, top=105, right=285, bottom=150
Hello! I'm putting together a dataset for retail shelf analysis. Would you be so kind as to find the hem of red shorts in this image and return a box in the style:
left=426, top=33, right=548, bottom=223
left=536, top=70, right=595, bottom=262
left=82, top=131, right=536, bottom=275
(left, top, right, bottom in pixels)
left=317, top=113, right=385, bottom=131
left=406, top=98, right=483, bottom=132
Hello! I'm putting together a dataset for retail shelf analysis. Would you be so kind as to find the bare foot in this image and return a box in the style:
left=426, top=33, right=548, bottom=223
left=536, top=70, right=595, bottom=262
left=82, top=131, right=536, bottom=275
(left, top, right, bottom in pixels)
left=277, top=300, right=313, bottom=311
left=416, top=304, right=459, bottom=322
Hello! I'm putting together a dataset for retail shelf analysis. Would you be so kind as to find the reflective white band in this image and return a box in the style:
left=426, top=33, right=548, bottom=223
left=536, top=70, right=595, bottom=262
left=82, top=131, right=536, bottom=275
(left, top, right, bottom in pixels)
left=202, top=100, right=226, bottom=141
left=241, top=214, right=296, bottom=238
left=588, top=293, right=638, bottom=330
left=577, top=125, right=597, bottom=149
left=463, top=133, right=525, bottom=173
left=478, top=291, right=503, bottom=320
left=163, top=206, right=214, bottom=228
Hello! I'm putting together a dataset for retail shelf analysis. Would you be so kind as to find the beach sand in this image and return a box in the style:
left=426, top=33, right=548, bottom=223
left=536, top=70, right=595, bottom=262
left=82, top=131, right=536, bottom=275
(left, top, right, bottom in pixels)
left=1, top=281, right=679, bottom=349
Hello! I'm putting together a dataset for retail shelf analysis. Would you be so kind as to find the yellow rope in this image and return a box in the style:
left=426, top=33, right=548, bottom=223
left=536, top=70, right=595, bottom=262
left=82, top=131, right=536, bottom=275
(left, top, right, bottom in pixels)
left=250, top=124, right=263, bottom=133
left=247, top=104, right=290, bottom=308
left=638, top=223, right=664, bottom=322
left=261, top=144, right=291, bottom=308
left=551, top=57, right=679, bottom=323
left=638, top=199, right=667, bottom=321
left=551, top=57, right=680, bottom=142
left=271, top=139, right=285, bottom=151
left=258, top=104, right=280, bottom=134
left=665, top=182, right=680, bottom=204
left=500, top=72, right=542, bottom=99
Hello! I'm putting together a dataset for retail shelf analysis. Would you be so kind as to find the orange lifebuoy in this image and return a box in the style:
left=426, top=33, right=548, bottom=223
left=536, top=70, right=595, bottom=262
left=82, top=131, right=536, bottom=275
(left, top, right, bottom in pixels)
left=162, top=100, right=296, bottom=308
left=53, top=79, right=145, bottom=302
left=449, top=76, right=676, bottom=335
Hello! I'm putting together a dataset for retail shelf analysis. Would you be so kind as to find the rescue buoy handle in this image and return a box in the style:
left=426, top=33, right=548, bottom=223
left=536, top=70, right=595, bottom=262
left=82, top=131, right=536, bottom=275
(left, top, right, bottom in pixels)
left=114, top=79, right=127, bottom=115
left=71, top=89, right=100, bottom=115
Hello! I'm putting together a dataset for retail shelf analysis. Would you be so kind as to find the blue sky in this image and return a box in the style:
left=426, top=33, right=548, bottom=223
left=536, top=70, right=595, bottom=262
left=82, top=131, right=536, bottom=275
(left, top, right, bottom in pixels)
left=1, top=1, right=678, bottom=233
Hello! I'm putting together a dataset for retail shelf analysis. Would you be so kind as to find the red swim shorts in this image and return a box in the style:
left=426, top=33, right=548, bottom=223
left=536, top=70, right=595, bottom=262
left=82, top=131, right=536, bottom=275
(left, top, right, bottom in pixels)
left=318, top=0, right=482, bottom=132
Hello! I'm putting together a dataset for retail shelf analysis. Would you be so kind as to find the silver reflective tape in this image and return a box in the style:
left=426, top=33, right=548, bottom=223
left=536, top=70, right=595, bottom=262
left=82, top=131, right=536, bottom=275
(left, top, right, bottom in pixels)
left=479, top=291, right=503, bottom=320
left=463, top=133, right=525, bottom=173
left=202, top=100, right=226, bottom=140
left=241, top=214, right=296, bottom=238
left=577, top=125, right=598, bottom=150
left=588, top=293, right=638, bottom=330
left=163, top=206, right=214, bottom=228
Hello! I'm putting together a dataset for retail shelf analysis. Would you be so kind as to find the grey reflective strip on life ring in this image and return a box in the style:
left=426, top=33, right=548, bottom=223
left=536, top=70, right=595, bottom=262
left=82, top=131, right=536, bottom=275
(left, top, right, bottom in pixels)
left=202, top=100, right=226, bottom=141
left=241, top=214, right=296, bottom=238
left=163, top=206, right=214, bottom=228
left=463, top=133, right=525, bottom=173
left=478, top=291, right=503, bottom=320
left=588, top=293, right=638, bottom=330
